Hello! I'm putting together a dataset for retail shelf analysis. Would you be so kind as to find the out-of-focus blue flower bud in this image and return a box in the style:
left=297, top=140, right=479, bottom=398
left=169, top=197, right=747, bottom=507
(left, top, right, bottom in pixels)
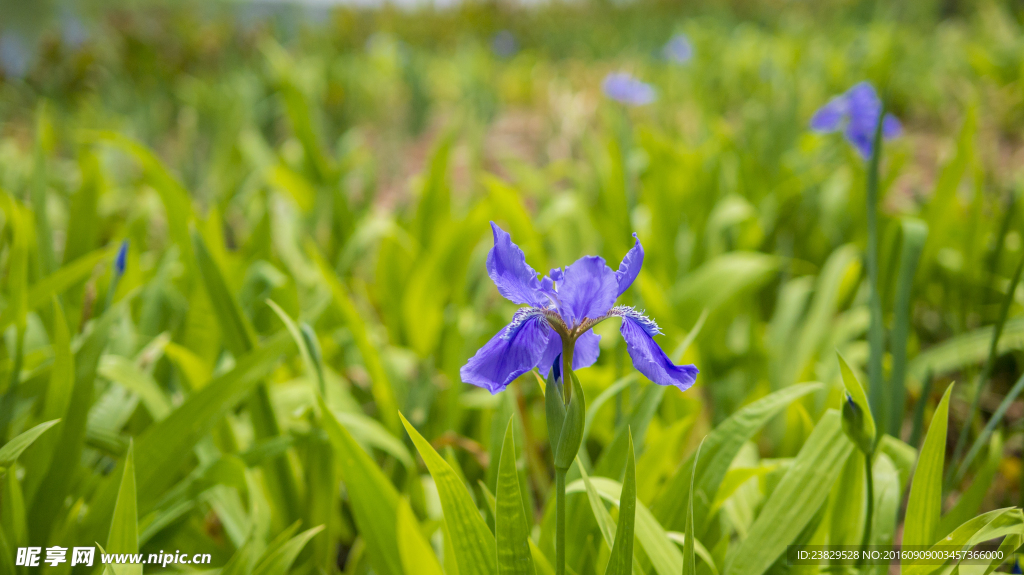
left=115, top=240, right=129, bottom=277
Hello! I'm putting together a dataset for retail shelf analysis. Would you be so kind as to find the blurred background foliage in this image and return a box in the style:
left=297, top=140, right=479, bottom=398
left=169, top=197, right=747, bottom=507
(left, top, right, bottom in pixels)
left=2, top=0, right=1024, bottom=572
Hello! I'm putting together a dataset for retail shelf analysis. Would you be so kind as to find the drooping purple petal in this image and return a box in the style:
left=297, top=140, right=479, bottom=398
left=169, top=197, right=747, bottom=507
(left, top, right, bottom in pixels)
left=809, top=95, right=848, bottom=133
left=615, top=233, right=644, bottom=296
left=537, top=329, right=603, bottom=378
left=573, top=329, right=602, bottom=370
left=558, top=255, right=618, bottom=324
left=602, top=72, right=657, bottom=106
left=614, top=307, right=698, bottom=391
left=486, top=222, right=545, bottom=308
left=460, top=309, right=552, bottom=394
left=845, top=124, right=874, bottom=159
left=882, top=114, right=902, bottom=138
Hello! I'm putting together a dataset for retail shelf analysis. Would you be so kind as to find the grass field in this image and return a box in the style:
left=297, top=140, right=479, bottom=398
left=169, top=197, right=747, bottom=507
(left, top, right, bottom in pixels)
left=2, top=1, right=1024, bottom=573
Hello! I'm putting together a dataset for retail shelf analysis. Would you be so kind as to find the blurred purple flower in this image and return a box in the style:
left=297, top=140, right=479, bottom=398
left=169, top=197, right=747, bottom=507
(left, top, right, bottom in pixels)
left=60, top=13, right=89, bottom=49
left=662, top=33, right=693, bottom=64
left=0, top=34, right=31, bottom=79
left=460, top=223, right=698, bottom=394
left=810, top=81, right=901, bottom=159
left=491, top=30, right=518, bottom=58
left=602, top=72, right=656, bottom=106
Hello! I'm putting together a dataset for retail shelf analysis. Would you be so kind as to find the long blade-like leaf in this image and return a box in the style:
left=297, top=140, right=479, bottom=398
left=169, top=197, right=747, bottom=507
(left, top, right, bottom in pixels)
left=605, top=432, right=636, bottom=575
left=401, top=412, right=497, bottom=575
left=496, top=419, right=534, bottom=575
left=903, top=383, right=954, bottom=548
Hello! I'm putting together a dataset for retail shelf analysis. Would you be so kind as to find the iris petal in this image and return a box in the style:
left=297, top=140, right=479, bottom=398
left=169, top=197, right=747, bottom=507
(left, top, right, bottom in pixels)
left=617, top=310, right=698, bottom=391
left=615, top=233, right=644, bottom=296
left=809, top=95, right=848, bottom=132
left=460, top=312, right=552, bottom=394
left=558, top=255, right=618, bottom=324
left=882, top=114, right=902, bottom=139
left=486, top=222, right=545, bottom=307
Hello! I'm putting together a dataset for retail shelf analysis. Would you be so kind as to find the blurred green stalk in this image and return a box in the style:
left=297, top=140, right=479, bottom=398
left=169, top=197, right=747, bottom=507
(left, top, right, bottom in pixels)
left=866, top=105, right=887, bottom=439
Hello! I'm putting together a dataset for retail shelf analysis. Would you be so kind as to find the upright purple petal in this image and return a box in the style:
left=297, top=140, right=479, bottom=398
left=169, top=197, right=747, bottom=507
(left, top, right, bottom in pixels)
left=460, top=311, right=552, bottom=394
left=615, top=307, right=698, bottom=391
left=558, top=255, right=618, bottom=324
left=845, top=82, right=881, bottom=123
left=486, top=222, right=545, bottom=307
left=615, top=233, right=644, bottom=296
left=809, top=95, right=848, bottom=133
left=537, top=329, right=603, bottom=378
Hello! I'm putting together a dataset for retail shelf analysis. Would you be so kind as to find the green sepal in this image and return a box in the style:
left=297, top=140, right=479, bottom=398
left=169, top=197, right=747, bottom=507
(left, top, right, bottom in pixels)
left=554, top=372, right=585, bottom=470
left=545, top=370, right=565, bottom=456
left=837, top=352, right=876, bottom=455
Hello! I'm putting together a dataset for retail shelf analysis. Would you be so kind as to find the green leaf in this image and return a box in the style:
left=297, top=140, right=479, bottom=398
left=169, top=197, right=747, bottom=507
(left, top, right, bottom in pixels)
left=98, top=356, right=171, bottom=421
left=888, top=218, right=928, bottom=436
left=903, top=383, right=954, bottom=548
left=0, top=419, right=60, bottom=469
left=496, top=419, right=534, bottom=575
left=220, top=538, right=258, bottom=575
left=674, top=253, right=779, bottom=321
left=653, top=383, right=823, bottom=534
left=683, top=437, right=706, bottom=575
left=862, top=453, right=902, bottom=575
left=954, top=372, right=1024, bottom=485
left=1, top=465, right=26, bottom=549
left=605, top=432, right=636, bottom=575
left=107, top=441, right=140, bottom=575
left=89, top=131, right=195, bottom=263
left=311, top=245, right=399, bottom=432
left=576, top=458, right=619, bottom=551
left=723, top=410, right=853, bottom=575
left=192, top=229, right=257, bottom=356
left=319, top=395, right=403, bottom=575
left=902, top=508, right=1024, bottom=575
left=401, top=411, right=497, bottom=575
left=566, top=476, right=712, bottom=575
left=943, top=430, right=1004, bottom=538
left=252, top=525, right=324, bottom=575
left=398, top=498, right=445, bottom=575
left=30, top=304, right=118, bottom=542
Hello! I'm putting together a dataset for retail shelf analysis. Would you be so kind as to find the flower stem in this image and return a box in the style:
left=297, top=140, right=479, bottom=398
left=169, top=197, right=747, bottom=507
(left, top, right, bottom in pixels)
left=561, top=337, right=574, bottom=405
left=858, top=451, right=874, bottom=569
left=555, top=467, right=566, bottom=575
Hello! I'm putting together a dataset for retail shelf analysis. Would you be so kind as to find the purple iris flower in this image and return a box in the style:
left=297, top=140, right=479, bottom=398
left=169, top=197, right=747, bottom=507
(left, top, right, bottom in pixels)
left=602, top=72, right=657, bottom=106
left=663, top=34, right=693, bottom=64
left=460, top=223, right=699, bottom=394
left=810, top=82, right=901, bottom=159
